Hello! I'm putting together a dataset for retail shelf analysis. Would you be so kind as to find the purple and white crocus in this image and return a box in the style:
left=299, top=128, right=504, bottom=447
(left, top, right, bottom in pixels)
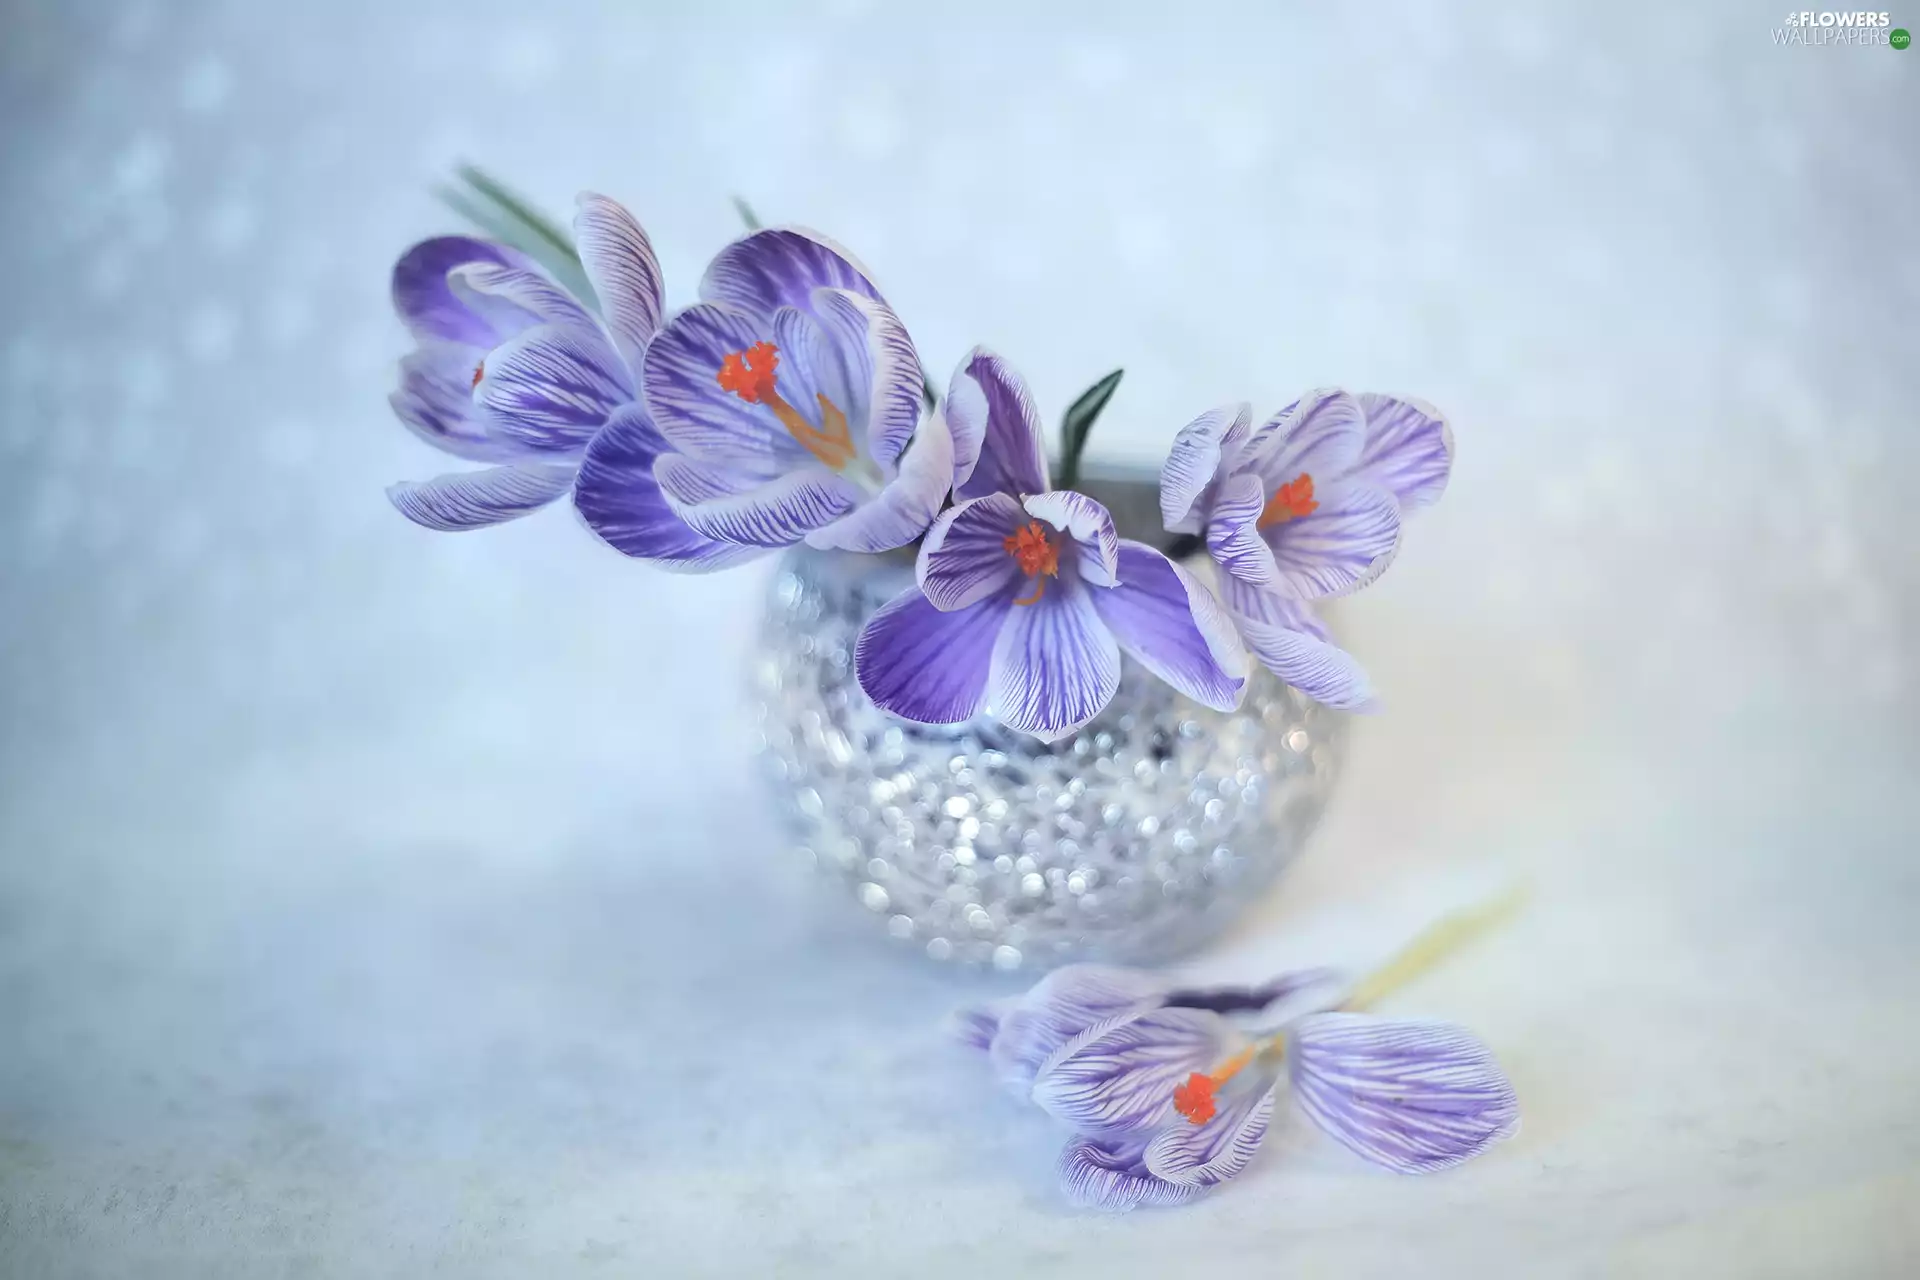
left=1160, top=390, right=1452, bottom=710
left=961, top=958, right=1517, bottom=1212
left=855, top=350, right=1248, bottom=742
left=386, top=194, right=674, bottom=532
left=573, top=228, right=953, bottom=568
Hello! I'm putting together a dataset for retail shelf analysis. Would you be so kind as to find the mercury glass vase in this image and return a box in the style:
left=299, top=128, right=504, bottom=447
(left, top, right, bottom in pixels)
left=751, top=467, right=1345, bottom=970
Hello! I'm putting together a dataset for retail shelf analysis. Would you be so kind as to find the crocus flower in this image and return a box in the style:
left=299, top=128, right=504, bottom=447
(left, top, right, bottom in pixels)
left=1158, top=390, right=1453, bottom=710
left=957, top=964, right=1336, bottom=1097
left=386, top=194, right=694, bottom=536
left=960, top=900, right=1519, bottom=1211
left=855, top=350, right=1248, bottom=741
left=573, top=228, right=953, bottom=566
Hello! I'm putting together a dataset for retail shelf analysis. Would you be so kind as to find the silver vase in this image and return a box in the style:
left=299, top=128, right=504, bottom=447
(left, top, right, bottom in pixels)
left=751, top=468, right=1345, bottom=970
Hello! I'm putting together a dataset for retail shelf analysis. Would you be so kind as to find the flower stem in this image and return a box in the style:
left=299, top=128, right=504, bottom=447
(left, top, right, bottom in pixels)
left=1341, top=885, right=1528, bottom=1012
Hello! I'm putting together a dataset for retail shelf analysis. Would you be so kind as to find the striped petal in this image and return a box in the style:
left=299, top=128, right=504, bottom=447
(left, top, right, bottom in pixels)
left=1264, top=480, right=1402, bottom=599
left=573, top=193, right=664, bottom=380
left=985, top=579, right=1121, bottom=743
left=699, top=226, right=882, bottom=319
left=1059, top=1132, right=1206, bottom=1212
left=1031, top=1006, right=1237, bottom=1135
left=386, top=462, right=575, bottom=531
left=389, top=342, right=525, bottom=464
left=1159, top=402, right=1252, bottom=534
left=1142, top=1080, right=1276, bottom=1189
left=475, top=323, right=633, bottom=455
left=917, top=492, right=1026, bottom=611
left=656, top=457, right=858, bottom=548
left=391, top=236, right=532, bottom=346
left=1092, top=541, right=1247, bottom=712
left=1241, top=388, right=1365, bottom=494
left=1354, top=393, right=1453, bottom=515
left=1289, top=1013, right=1521, bottom=1174
left=948, top=347, right=1050, bottom=501
left=815, top=287, right=924, bottom=469
left=988, top=965, right=1167, bottom=1096
left=449, top=260, right=597, bottom=333
left=571, top=404, right=765, bottom=572
left=1240, top=625, right=1375, bottom=712
left=805, top=411, right=954, bottom=554
left=643, top=302, right=810, bottom=470
left=1205, top=473, right=1280, bottom=588
left=854, top=586, right=1009, bottom=727
left=1023, top=490, right=1118, bottom=588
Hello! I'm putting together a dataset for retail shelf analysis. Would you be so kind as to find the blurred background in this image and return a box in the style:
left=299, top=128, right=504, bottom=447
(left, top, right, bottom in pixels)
left=1, top=1, right=1916, bottom=1275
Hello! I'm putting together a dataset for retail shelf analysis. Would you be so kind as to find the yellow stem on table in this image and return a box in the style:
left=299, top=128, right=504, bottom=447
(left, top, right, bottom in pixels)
left=1340, top=884, right=1529, bottom=1013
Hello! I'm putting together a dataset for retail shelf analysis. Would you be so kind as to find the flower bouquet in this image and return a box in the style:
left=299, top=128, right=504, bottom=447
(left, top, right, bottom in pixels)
left=384, top=170, right=1453, bottom=967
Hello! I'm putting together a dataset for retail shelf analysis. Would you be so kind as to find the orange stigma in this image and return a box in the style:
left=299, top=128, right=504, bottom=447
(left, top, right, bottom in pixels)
left=1257, top=472, right=1318, bottom=528
left=1171, top=1046, right=1256, bottom=1125
left=715, top=341, right=856, bottom=470
left=1003, top=521, right=1060, bottom=606
left=716, top=341, right=780, bottom=405
left=471, top=359, right=485, bottom=390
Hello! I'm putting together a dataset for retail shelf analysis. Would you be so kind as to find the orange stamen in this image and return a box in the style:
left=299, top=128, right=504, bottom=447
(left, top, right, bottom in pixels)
left=1003, top=521, right=1060, bottom=607
left=1171, top=1045, right=1257, bottom=1126
left=714, top=341, right=856, bottom=470
left=1257, top=472, right=1318, bottom=528
left=471, top=359, right=485, bottom=390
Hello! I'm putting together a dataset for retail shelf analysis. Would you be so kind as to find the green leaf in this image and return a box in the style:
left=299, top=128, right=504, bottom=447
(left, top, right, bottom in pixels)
left=1055, top=369, right=1124, bottom=490
left=438, top=165, right=596, bottom=306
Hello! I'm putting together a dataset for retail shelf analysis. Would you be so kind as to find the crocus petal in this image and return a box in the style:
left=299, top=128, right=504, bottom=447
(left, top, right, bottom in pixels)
left=953, top=1002, right=1014, bottom=1052
left=1059, top=1132, right=1206, bottom=1211
left=987, top=965, right=1167, bottom=1095
left=814, top=287, right=924, bottom=469
left=948, top=348, right=1050, bottom=501
left=1219, top=577, right=1375, bottom=709
left=391, top=236, right=530, bottom=346
left=699, top=226, right=881, bottom=319
left=1142, top=1081, right=1276, bottom=1189
left=1159, top=402, right=1252, bottom=534
left=916, top=492, right=1025, bottom=611
left=643, top=302, right=812, bottom=469
left=854, top=586, right=1010, bottom=726
left=986, top=579, right=1121, bottom=742
left=1022, top=490, right=1119, bottom=588
left=1162, top=968, right=1344, bottom=1015
left=1091, top=541, right=1247, bottom=712
left=1241, top=387, right=1366, bottom=494
left=448, top=260, right=598, bottom=333
left=389, top=342, right=525, bottom=464
left=805, top=412, right=955, bottom=554
left=1289, top=1013, right=1521, bottom=1174
left=386, top=462, right=575, bottom=531
left=1265, top=480, right=1402, bottom=599
left=573, top=193, right=664, bottom=381
left=657, top=458, right=859, bottom=548
left=571, top=404, right=765, bottom=572
left=1353, top=393, right=1453, bottom=515
left=1031, top=1007, right=1237, bottom=1135
left=1205, top=472, right=1281, bottom=588
left=476, top=323, right=634, bottom=455
left=1240, top=618, right=1375, bottom=711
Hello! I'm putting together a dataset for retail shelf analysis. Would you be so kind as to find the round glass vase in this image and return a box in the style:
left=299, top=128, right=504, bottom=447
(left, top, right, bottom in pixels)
left=751, top=466, right=1345, bottom=970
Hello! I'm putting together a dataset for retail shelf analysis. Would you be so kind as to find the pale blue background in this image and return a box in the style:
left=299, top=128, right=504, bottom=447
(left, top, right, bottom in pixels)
left=2, top=2, right=1917, bottom=1276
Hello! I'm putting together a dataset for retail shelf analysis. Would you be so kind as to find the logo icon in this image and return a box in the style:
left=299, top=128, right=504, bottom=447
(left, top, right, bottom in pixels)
left=1893, top=26, right=1912, bottom=46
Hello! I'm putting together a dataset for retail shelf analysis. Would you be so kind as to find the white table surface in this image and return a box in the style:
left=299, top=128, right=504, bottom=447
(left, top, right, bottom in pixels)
left=2, top=2, right=1917, bottom=1276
